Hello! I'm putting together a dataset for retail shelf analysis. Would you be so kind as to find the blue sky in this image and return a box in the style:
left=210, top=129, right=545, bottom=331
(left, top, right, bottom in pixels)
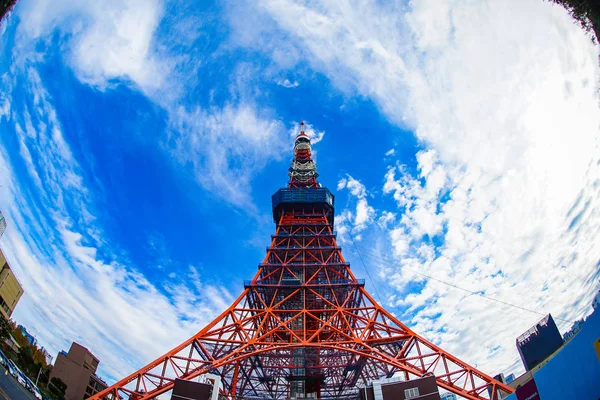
left=0, top=0, right=599, bottom=386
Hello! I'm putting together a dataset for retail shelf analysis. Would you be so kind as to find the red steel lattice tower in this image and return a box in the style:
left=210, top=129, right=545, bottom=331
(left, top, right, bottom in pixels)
left=91, top=122, right=513, bottom=400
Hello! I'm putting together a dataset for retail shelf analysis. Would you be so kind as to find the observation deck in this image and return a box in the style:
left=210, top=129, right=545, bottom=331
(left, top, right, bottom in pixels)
left=272, top=188, right=335, bottom=226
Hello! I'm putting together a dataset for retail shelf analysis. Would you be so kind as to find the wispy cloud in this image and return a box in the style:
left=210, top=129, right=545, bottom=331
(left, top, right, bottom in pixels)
left=16, top=0, right=166, bottom=93
left=275, top=78, right=299, bottom=88
left=248, top=0, right=600, bottom=376
left=169, top=104, right=287, bottom=209
left=2, top=0, right=599, bottom=387
left=13, top=0, right=288, bottom=209
left=0, top=67, right=229, bottom=381
left=336, top=175, right=376, bottom=241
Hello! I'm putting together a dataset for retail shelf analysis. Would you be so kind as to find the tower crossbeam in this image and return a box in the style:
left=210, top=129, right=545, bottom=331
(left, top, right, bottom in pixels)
left=89, top=121, right=513, bottom=400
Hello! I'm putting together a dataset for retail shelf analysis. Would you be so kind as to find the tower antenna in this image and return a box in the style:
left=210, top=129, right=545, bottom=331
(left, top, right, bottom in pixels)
left=90, top=118, right=514, bottom=400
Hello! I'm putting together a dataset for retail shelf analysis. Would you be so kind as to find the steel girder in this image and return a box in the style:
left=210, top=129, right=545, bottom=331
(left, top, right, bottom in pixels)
left=89, top=210, right=513, bottom=400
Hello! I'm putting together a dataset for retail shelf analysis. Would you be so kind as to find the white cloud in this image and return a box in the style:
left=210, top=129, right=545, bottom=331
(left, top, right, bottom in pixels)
left=345, top=175, right=367, bottom=198
left=335, top=175, right=376, bottom=241
left=170, top=104, right=287, bottom=210
left=0, top=68, right=229, bottom=382
left=3, top=0, right=599, bottom=388
left=377, top=211, right=396, bottom=229
left=288, top=120, right=325, bottom=145
left=16, top=0, right=165, bottom=93
left=385, top=148, right=395, bottom=157
left=11, top=0, right=287, bottom=209
left=253, top=0, right=600, bottom=378
left=275, top=78, right=299, bottom=88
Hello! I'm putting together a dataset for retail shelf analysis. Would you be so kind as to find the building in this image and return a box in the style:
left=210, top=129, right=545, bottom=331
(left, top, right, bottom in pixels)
left=172, top=379, right=213, bottom=400
left=87, top=375, right=108, bottom=399
left=40, top=346, right=54, bottom=365
left=18, top=324, right=37, bottom=346
left=0, top=211, right=6, bottom=238
left=504, top=373, right=515, bottom=384
left=4, top=333, right=20, bottom=353
left=50, top=342, right=107, bottom=400
left=516, top=314, right=563, bottom=371
left=504, top=299, right=600, bottom=399
left=440, top=392, right=457, bottom=400
left=562, top=318, right=584, bottom=342
left=171, top=376, right=220, bottom=400
left=487, top=373, right=507, bottom=397
left=359, top=376, right=441, bottom=400
left=505, top=306, right=600, bottom=399
left=0, top=248, right=24, bottom=319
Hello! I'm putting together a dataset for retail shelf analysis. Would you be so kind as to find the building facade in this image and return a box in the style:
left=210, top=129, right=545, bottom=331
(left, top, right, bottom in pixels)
left=505, top=305, right=600, bottom=400
left=40, top=346, right=54, bottom=365
left=50, top=342, right=107, bottom=400
left=516, top=314, right=563, bottom=371
left=504, top=373, right=515, bottom=384
left=0, top=248, right=24, bottom=319
left=359, top=376, right=441, bottom=400
left=562, top=318, right=584, bottom=341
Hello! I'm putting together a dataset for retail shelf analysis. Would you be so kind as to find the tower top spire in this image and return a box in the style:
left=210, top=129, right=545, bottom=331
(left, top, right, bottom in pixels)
left=288, top=121, right=319, bottom=188
left=297, top=120, right=308, bottom=138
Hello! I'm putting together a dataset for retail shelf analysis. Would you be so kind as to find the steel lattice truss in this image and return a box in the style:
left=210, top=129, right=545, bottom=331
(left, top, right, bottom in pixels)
left=90, top=124, right=513, bottom=400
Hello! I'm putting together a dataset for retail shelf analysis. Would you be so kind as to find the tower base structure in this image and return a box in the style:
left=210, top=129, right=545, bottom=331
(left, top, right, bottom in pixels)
left=89, top=122, right=513, bottom=400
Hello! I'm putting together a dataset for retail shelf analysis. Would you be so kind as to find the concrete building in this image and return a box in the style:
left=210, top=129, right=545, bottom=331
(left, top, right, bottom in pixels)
left=359, top=376, right=441, bottom=400
left=562, top=318, right=584, bottom=342
left=50, top=342, right=107, bottom=400
left=40, top=346, right=54, bottom=365
left=516, top=314, right=563, bottom=371
left=171, top=376, right=220, bottom=400
left=0, top=248, right=24, bottom=319
left=172, top=379, right=213, bottom=400
left=505, top=305, right=600, bottom=399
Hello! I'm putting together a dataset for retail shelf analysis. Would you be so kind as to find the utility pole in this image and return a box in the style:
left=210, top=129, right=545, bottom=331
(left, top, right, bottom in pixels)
left=35, top=365, right=42, bottom=386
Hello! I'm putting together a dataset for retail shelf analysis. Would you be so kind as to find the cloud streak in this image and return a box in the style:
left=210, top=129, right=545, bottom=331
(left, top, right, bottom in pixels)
left=250, top=0, right=600, bottom=376
left=336, top=175, right=376, bottom=241
left=0, top=66, right=230, bottom=381
left=13, top=0, right=289, bottom=209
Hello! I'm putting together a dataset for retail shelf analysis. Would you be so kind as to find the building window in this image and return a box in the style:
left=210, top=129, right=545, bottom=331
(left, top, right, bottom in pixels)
left=404, top=387, right=420, bottom=399
left=0, top=296, right=9, bottom=314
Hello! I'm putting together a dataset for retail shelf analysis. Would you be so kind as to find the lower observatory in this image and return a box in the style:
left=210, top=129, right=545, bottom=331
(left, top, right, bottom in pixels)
left=90, top=122, right=513, bottom=400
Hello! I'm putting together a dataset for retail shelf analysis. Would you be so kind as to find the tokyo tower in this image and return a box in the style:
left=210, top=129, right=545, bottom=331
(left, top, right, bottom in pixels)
left=91, top=123, right=513, bottom=400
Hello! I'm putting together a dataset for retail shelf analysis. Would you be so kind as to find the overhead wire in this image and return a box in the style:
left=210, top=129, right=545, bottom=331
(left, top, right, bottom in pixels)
left=339, top=194, right=384, bottom=305
left=336, top=157, right=580, bottom=326
left=350, top=241, right=576, bottom=324
left=348, top=235, right=383, bottom=305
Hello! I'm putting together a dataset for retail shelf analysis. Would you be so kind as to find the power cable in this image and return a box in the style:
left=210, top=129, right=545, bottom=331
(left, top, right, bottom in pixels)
left=339, top=194, right=384, bottom=304
left=352, top=242, right=575, bottom=324
left=348, top=235, right=383, bottom=305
